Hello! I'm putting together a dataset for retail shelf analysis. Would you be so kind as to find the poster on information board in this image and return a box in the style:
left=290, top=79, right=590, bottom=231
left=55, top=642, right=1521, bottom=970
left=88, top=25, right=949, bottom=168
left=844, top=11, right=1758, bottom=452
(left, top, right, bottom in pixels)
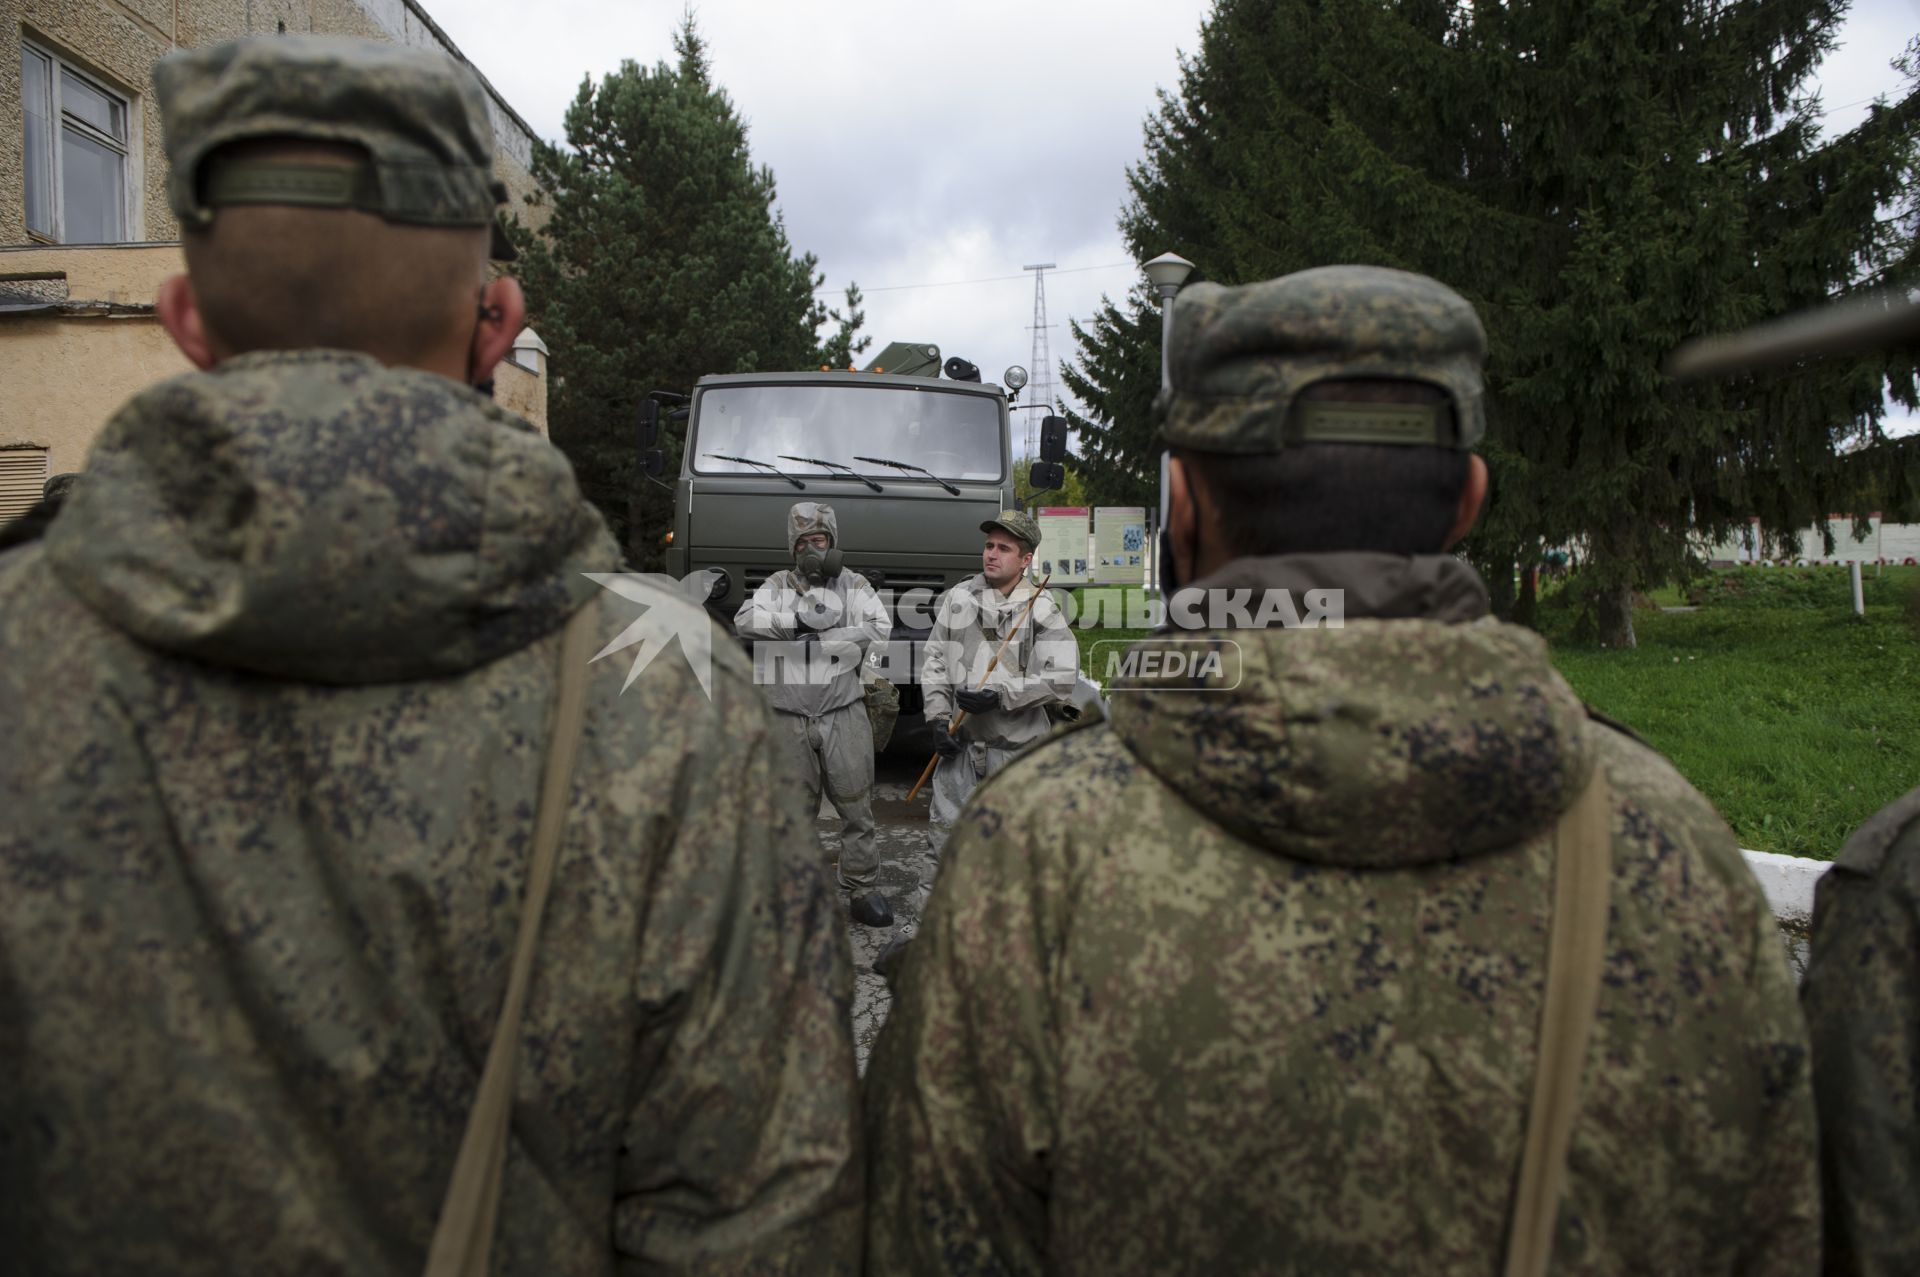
left=1093, top=506, right=1147, bottom=584
left=1034, top=507, right=1090, bottom=585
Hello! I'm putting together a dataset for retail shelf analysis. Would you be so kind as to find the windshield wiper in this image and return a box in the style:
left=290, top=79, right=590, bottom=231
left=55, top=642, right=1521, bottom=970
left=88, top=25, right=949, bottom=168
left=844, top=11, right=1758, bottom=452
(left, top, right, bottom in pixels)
left=853, top=455, right=962, bottom=496
left=778, top=455, right=884, bottom=492
left=704, top=453, right=806, bottom=490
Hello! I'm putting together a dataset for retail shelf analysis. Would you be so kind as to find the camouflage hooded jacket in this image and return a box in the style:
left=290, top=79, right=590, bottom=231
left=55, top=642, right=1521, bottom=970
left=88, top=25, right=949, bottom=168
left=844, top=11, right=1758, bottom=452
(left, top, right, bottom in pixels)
left=1802, top=783, right=1920, bottom=1277
left=865, top=553, right=1816, bottom=1276
left=0, top=352, right=861, bottom=1275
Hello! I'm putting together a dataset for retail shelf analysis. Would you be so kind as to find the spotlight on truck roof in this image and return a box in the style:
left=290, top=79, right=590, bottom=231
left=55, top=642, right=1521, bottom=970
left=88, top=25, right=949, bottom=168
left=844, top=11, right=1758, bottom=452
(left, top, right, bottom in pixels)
left=1004, top=365, right=1029, bottom=391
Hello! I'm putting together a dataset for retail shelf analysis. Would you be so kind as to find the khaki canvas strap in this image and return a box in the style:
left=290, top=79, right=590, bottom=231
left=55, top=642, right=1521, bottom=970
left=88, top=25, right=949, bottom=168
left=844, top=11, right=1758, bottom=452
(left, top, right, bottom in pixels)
left=1504, top=770, right=1613, bottom=1277
left=424, top=601, right=599, bottom=1277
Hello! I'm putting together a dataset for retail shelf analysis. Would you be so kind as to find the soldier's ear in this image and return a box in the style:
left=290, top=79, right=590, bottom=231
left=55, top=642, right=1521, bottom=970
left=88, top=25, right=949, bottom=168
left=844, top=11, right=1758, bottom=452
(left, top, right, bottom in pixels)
left=1444, top=455, right=1489, bottom=549
left=468, top=275, right=526, bottom=384
left=1168, top=455, right=1201, bottom=580
left=156, top=274, right=217, bottom=371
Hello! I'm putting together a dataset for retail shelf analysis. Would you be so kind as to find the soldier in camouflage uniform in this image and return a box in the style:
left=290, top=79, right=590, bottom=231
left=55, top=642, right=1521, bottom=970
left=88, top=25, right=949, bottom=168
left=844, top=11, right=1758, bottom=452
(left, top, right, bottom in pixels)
left=1666, top=286, right=1920, bottom=1277
left=864, top=266, right=1816, bottom=1274
left=1802, top=788, right=1920, bottom=1276
left=919, top=510, right=1078, bottom=852
left=0, top=36, right=860, bottom=1275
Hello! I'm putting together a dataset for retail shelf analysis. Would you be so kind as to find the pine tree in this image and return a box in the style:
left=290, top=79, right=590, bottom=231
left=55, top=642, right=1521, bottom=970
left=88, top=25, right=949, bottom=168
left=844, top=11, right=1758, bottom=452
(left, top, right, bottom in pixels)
left=511, top=18, right=833, bottom=567
left=1073, top=0, right=1919, bottom=646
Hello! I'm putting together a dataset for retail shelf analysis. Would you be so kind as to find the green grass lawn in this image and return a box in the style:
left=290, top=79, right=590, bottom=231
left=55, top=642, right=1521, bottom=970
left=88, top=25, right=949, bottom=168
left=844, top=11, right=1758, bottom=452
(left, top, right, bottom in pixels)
left=1544, top=568, right=1920, bottom=858
left=1063, top=586, right=1158, bottom=687
left=1065, top=570, right=1920, bottom=858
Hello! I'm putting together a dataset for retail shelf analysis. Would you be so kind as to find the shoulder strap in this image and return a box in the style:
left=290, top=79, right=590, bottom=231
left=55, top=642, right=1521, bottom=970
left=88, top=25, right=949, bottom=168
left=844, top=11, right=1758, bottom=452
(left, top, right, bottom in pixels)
left=1582, top=703, right=1650, bottom=748
left=424, top=600, right=600, bottom=1277
left=1504, top=769, right=1613, bottom=1277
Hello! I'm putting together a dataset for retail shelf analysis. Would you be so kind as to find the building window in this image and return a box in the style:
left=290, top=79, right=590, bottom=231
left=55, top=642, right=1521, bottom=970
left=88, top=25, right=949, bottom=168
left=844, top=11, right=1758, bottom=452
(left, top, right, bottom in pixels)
left=21, top=43, right=131, bottom=244
left=0, top=448, right=51, bottom=526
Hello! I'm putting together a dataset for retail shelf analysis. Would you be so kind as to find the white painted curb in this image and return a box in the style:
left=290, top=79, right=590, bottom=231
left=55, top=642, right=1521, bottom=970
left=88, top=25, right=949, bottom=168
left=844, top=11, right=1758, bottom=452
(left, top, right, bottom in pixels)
left=1741, top=849, right=1825, bottom=927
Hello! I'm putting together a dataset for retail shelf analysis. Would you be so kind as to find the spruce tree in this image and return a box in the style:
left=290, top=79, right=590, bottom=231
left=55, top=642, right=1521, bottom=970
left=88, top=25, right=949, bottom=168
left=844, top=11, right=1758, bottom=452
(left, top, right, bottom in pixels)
left=1074, top=0, right=1918, bottom=645
left=512, top=18, right=834, bottom=568
left=816, top=283, right=873, bottom=372
left=1058, top=291, right=1164, bottom=508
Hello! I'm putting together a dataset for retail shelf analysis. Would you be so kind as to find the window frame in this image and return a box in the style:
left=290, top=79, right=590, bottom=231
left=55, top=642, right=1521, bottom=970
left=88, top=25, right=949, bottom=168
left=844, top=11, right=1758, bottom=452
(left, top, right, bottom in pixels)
left=20, top=39, right=135, bottom=244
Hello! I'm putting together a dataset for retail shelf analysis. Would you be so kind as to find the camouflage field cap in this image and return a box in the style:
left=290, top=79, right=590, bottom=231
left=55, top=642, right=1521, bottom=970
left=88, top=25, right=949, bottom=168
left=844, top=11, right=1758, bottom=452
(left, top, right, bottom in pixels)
left=1161, top=266, right=1486, bottom=454
left=982, top=510, right=1040, bottom=550
left=155, top=35, right=517, bottom=260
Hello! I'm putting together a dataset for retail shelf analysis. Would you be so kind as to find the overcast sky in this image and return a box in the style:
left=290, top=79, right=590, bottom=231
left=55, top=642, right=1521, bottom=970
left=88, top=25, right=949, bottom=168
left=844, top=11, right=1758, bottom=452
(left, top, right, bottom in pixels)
left=428, top=0, right=1919, bottom=443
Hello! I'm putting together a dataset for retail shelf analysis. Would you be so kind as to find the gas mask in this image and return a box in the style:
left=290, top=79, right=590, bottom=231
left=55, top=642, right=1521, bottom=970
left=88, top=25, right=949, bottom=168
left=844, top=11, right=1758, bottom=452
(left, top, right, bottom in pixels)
left=796, top=544, right=844, bottom=586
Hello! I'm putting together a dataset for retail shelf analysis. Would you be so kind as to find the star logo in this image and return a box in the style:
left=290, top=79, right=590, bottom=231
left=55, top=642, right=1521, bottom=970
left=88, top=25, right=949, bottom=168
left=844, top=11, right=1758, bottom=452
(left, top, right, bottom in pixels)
left=584, top=570, right=724, bottom=699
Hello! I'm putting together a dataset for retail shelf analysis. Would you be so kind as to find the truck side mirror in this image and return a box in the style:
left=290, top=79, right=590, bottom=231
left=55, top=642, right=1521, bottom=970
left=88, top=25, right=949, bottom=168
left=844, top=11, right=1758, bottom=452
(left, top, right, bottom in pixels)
left=641, top=449, right=666, bottom=477
left=1030, top=462, right=1065, bottom=491
left=639, top=399, right=660, bottom=448
left=1039, top=415, right=1068, bottom=463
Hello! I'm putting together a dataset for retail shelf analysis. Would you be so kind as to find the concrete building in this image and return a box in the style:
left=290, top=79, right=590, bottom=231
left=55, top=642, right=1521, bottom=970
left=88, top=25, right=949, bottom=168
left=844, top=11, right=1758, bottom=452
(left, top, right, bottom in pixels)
left=0, top=0, right=550, bottom=524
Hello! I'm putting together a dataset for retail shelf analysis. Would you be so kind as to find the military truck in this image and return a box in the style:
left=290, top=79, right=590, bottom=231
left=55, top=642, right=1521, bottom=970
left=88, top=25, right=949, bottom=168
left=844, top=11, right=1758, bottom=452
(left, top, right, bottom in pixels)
left=645, top=342, right=1069, bottom=745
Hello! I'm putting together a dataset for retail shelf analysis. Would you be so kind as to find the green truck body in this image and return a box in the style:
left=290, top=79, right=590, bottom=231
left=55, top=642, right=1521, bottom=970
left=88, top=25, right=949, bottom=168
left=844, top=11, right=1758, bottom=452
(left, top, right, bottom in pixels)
left=661, top=351, right=1024, bottom=736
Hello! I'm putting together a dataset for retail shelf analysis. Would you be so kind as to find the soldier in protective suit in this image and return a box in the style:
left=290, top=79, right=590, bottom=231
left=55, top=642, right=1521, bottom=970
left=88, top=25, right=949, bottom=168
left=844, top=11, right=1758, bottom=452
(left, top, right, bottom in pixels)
left=0, top=36, right=860, bottom=1274
left=736, top=502, right=895, bottom=927
left=864, top=266, right=1816, bottom=1275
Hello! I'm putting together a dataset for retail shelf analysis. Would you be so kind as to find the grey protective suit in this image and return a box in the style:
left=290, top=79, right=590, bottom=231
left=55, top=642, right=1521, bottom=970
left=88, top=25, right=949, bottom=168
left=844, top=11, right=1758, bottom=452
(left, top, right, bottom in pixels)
left=919, top=574, right=1077, bottom=849
left=735, top=504, right=892, bottom=890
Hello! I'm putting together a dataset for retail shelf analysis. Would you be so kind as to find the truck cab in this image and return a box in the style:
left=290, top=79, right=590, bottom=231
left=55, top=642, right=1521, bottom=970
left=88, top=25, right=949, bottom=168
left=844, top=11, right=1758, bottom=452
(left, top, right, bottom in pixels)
left=660, top=350, right=1034, bottom=735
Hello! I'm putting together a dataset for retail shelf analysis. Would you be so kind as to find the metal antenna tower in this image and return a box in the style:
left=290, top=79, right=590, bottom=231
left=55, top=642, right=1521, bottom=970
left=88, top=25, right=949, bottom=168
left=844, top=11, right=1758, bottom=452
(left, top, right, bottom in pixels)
left=1023, top=263, right=1057, bottom=460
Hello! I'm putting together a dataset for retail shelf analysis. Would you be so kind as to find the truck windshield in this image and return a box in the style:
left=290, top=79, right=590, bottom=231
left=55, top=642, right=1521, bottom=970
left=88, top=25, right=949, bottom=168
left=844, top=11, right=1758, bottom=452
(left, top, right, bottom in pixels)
left=691, top=383, right=1004, bottom=482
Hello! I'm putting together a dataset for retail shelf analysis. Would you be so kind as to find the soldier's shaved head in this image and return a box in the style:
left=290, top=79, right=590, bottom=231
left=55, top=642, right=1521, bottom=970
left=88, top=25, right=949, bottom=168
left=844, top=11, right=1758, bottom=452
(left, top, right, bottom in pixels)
left=180, top=141, right=491, bottom=367
left=152, top=33, right=525, bottom=381
left=1174, top=380, right=1481, bottom=564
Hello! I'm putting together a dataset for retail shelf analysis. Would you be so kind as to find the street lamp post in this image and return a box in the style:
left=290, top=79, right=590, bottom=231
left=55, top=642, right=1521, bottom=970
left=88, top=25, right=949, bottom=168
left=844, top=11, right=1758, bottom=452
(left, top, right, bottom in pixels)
left=1142, top=252, right=1194, bottom=591
left=1143, top=251, right=1196, bottom=392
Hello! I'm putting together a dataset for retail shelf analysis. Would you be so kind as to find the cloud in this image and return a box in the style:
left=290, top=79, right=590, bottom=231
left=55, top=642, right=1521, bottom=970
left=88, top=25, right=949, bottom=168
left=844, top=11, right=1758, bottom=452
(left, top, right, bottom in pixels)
left=428, top=0, right=1208, bottom=430
left=428, top=0, right=1917, bottom=438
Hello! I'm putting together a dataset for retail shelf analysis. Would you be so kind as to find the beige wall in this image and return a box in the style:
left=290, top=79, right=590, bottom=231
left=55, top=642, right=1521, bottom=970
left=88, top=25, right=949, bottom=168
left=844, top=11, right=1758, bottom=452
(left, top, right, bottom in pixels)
left=1, top=0, right=547, bottom=247
left=0, top=244, right=188, bottom=473
left=0, top=242, right=547, bottom=477
left=493, top=348, right=544, bottom=428
left=1, top=1, right=550, bottom=473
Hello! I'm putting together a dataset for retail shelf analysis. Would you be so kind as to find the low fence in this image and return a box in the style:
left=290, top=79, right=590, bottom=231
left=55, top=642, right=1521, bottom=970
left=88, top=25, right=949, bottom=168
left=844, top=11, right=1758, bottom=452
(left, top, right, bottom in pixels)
left=1743, top=849, right=1822, bottom=974
left=1743, top=849, right=1822, bottom=928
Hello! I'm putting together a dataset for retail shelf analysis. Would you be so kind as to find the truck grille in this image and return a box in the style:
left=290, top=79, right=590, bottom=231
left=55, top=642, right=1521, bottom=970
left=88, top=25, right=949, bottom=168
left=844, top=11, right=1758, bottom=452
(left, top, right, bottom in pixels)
left=743, top=567, right=953, bottom=597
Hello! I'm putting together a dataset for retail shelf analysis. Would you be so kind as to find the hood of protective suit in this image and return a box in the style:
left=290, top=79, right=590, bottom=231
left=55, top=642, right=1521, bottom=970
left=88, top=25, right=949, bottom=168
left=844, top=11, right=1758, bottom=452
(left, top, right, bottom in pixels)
left=1106, top=553, right=1594, bottom=870
left=44, top=350, right=616, bottom=684
left=789, top=501, right=838, bottom=551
